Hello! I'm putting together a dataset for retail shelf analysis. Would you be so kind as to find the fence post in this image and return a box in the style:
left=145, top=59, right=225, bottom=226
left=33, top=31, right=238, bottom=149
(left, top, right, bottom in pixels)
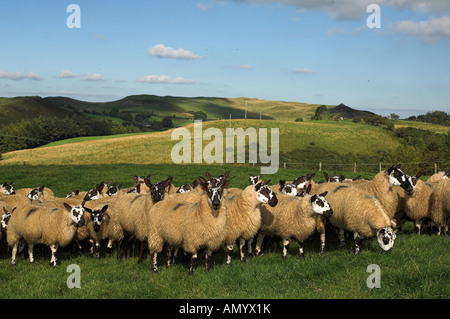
left=354, top=162, right=357, bottom=173
left=379, top=162, right=382, bottom=172
left=434, top=163, right=437, bottom=174
left=284, top=162, right=286, bottom=169
left=319, top=162, right=322, bottom=171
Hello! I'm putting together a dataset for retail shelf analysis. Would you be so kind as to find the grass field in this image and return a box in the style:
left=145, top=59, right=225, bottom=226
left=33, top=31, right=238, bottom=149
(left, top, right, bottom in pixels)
left=0, top=163, right=448, bottom=299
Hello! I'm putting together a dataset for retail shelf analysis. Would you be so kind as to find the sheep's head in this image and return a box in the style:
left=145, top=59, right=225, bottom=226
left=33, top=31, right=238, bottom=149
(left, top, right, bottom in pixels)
left=206, top=171, right=230, bottom=188
left=249, top=174, right=261, bottom=185
left=199, top=175, right=230, bottom=211
left=145, top=176, right=173, bottom=203
left=292, top=173, right=315, bottom=191
left=323, top=171, right=342, bottom=183
left=63, top=202, right=86, bottom=227
left=310, top=191, right=333, bottom=218
left=27, top=184, right=45, bottom=202
left=406, top=169, right=424, bottom=195
left=1, top=207, right=15, bottom=233
left=66, top=189, right=79, bottom=198
left=386, top=165, right=411, bottom=191
left=377, top=227, right=396, bottom=251
left=255, top=180, right=278, bottom=207
left=85, top=205, right=108, bottom=232
left=1, top=182, right=15, bottom=195
left=107, top=183, right=122, bottom=197
left=83, top=181, right=105, bottom=201
left=280, top=180, right=311, bottom=197
left=176, top=180, right=199, bottom=193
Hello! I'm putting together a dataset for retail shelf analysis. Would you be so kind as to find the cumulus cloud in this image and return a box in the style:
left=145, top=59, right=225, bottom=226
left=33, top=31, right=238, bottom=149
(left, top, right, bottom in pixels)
left=82, top=73, right=107, bottom=81
left=137, top=75, right=196, bottom=84
left=396, top=16, right=450, bottom=43
left=148, top=44, right=204, bottom=60
left=58, top=70, right=79, bottom=78
left=293, top=68, right=315, bottom=74
left=0, top=70, right=43, bottom=81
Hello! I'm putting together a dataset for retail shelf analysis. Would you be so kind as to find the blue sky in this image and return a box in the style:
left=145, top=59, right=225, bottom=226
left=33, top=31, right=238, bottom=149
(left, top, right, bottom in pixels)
left=0, top=0, right=449, bottom=117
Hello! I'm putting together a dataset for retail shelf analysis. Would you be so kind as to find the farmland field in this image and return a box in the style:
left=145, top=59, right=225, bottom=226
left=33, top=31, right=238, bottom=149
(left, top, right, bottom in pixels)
left=0, top=163, right=448, bottom=301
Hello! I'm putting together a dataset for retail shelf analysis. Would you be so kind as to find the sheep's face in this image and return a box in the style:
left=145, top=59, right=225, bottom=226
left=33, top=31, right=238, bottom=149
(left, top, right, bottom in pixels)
left=387, top=166, right=411, bottom=191
left=207, top=186, right=225, bottom=210
left=249, top=174, right=260, bottom=185
left=255, top=183, right=278, bottom=207
left=377, top=227, right=396, bottom=251
left=1, top=207, right=15, bottom=233
left=176, top=183, right=195, bottom=193
left=146, top=176, right=173, bottom=203
left=66, top=189, right=79, bottom=198
left=281, top=183, right=298, bottom=196
left=1, top=182, right=15, bottom=195
left=107, top=184, right=121, bottom=197
left=89, top=205, right=108, bottom=232
left=27, top=185, right=45, bottom=202
left=310, top=192, right=333, bottom=218
left=84, top=188, right=100, bottom=201
left=64, top=203, right=86, bottom=227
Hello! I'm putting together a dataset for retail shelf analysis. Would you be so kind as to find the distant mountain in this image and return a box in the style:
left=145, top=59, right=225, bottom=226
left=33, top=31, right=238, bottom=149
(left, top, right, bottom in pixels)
left=0, top=96, right=75, bottom=128
left=326, top=103, right=376, bottom=119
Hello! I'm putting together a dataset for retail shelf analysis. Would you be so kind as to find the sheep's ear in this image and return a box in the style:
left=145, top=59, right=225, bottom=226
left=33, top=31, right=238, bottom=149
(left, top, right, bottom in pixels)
left=223, top=171, right=230, bottom=180
left=136, top=183, right=141, bottom=193
left=11, top=207, right=16, bottom=214
left=416, top=169, right=424, bottom=179
left=395, top=164, right=402, bottom=169
left=63, top=203, right=72, bottom=212
left=164, top=176, right=173, bottom=188
left=132, top=175, right=139, bottom=183
left=2, top=207, right=8, bottom=214
left=205, top=172, right=213, bottom=181
left=101, top=205, right=109, bottom=213
left=353, top=175, right=361, bottom=181
left=307, top=173, right=315, bottom=180
left=319, top=191, right=328, bottom=197
left=305, top=183, right=312, bottom=194
left=386, top=165, right=394, bottom=174
left=192, top=180, right=199, bottom=188
left=323, top=172, right=329, bottom=181
left=84, top=207, right=92, bottom=214
left=279, top=180, right=285, bottom=189
left=74, top=189, right=79, bottom=195
left=339, top=174, right=345, bottom=181
left=222, top=179, right=230, bottom=189
left=39, top=184, right=45, bottom=192
left=198, top=176, right=208, bottom=190
left=144, top=177, right=152, bottom=188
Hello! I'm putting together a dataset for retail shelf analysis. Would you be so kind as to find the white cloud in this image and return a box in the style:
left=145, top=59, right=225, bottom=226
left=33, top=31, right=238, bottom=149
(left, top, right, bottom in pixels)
left=148, top=44, right=204, bottom=60
left=0, top=70, right=43, bottom=81
left=82, top=73, right=107, bottom=81
left=137, top=75, right=196, bottom=84
left=58, top=70, right=79, bottom=78
left=197, top=3, right=212, bottom=10
left=293, top=68, right=315, bottom=74
left=227, top=0, right=450, bottom=20
left=396, top=16, right=450, bottom=43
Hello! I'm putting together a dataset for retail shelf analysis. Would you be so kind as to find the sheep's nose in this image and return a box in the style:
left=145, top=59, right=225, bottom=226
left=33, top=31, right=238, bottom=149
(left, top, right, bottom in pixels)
left=324, top=208, right=333, bottom=218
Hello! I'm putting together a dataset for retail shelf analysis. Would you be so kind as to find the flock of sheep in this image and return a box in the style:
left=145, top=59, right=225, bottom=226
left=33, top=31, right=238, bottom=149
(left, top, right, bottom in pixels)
left=0, top=165, right=449, bottom=275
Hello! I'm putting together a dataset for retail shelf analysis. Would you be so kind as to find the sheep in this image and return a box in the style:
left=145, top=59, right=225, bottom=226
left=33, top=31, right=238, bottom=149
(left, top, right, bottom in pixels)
left=82, top=198, right=124, bottom=259
left=254, top=190, right=333, bottom=259
left=429, top=178, right=450, bottom=235
left=147, top=175, right=230, bottom=275
left=223, top=180, right=278, bottom=265
left=311, top=182, right=397, bottom=254
left=176, top=180, right=200, bottom=194
left=0, top=186, right=50, bottom=209
left=114, top=176, right=173, bottom=262
left=7, top=201, right=86, bottom=266
left=426, top=169, right=449, bottom=183
left=352, top=165, right=412, bottom=222
left=1, top=206, right=15, bottom=242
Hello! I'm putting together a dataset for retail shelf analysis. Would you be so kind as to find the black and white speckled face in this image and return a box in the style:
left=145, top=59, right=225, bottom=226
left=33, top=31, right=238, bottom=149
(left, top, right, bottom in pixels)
left=1, top=207, right=15, bottom=233
left=255, top=182, right=278, bottom=207
left=310, top=192, right=333, bottom=218
left=249, top=174, right=260, bottom=185
left=27, top=185, right=45, bottom=202
left=387, top=166, right=411, bottom=191
left=66, top=189, right=79, bottom=198
left=107, top=184, right=121, bottom=197
left=377, top=227, right=396, bottom=251
left=89, top=205, right=108, bottom=232
left=1, top=182, right=15, bottom=195
left=64, top=203, right=85, bottom=227
left=281, top=183, right=298, bottom=196
left=145, top=176, right=173, bottom=203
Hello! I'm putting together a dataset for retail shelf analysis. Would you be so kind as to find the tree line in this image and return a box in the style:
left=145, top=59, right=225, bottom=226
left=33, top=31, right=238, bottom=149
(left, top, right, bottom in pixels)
left=0, top=115, right=140, bottom=155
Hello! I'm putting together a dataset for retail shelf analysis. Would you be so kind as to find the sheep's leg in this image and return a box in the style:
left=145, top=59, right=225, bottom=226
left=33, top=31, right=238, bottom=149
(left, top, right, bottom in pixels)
left=11, top=243, right=18, bottom=265
left=165, top=245, right=173, bottom=268
left=254, top=233, right=265, bottom=256
left=94, top=241, right=100, bottom=259
left=50, top=244, right=59, bottom=267
left=320, top=232, right=326, bottom=254
left=282, top=238, right=290, bottom=259
left=298, top=241, right=305, bottom=258
left=414, top=220, right=422, bottom=234
left=353, top=232, right=364, bottom=255
left=247, top=238, right=254, bottom=258
left=89, top=239, right=94, bottom=255
left=116, top=238, right=123, bottom=260
left=239, top=238, right=247, bottom=262
left=28, top=243, right=34, bottom=263
left=189, top=252, right=198, bottom=275
left=171, top=248, right=178, bottom=266
left=106, top=239, right=113, bottom=256
left=226, top=244, right=234, bottom=265
left=205, top=249, right=212, bottom=272
left=339, top=229, right=346, bottom=249
left=151, top=252, right=158, bottom=273
left=137, top=241, right=146, bottom=264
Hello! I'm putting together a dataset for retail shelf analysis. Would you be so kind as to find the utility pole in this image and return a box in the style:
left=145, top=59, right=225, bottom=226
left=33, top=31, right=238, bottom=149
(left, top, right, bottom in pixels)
left=245, top=101, right=247, bottom=119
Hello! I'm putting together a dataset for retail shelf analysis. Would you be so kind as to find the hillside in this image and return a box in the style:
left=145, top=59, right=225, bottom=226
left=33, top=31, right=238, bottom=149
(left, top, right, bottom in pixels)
left=326, top=103, right=375, bottom=119
left=0, top=96, right=75, bottom=128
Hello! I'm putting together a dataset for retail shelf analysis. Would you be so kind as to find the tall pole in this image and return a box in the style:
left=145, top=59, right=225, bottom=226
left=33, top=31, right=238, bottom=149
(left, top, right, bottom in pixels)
left=245, top=101, right=247, bottom=119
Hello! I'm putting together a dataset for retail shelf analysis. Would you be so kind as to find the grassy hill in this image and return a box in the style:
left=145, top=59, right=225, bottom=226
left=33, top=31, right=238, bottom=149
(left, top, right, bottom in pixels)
left=0, top=96, right=75, bottom=128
